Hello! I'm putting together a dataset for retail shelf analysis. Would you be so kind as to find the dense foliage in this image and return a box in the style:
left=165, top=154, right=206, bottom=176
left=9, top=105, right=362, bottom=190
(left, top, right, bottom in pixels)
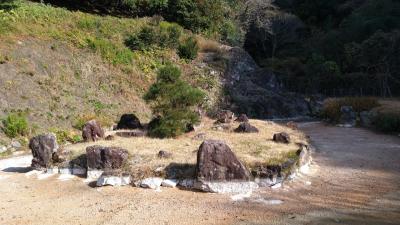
left=125, top=22, right=182, bottom=50
left=36, top=0, right=243, bottom=45
left=242, top=0, right=400, bottom=97
left=144, top=64, right=205, bottom=138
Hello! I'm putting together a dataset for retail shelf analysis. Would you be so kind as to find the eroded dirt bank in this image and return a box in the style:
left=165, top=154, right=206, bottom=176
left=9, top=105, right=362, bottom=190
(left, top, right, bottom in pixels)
left=0, top=122, right=399, bottom=225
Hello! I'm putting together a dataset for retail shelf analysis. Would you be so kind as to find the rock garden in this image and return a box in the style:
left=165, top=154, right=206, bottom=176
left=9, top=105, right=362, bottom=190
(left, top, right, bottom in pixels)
left=27, top=111, right=311, bottom=194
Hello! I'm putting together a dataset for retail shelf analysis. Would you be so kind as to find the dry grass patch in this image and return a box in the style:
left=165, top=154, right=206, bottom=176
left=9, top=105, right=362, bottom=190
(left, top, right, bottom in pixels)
left=64, top=118, right=308, bottom=178
left=197, top=37, right=221, bottom=53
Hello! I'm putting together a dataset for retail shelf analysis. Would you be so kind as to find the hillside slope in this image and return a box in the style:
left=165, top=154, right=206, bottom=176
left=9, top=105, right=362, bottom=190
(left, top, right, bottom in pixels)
left=0, top=0, right=315, bottom=145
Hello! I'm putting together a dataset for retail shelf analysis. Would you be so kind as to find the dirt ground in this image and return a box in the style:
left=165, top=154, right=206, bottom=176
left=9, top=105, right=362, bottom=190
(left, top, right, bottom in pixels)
left=1, top=122, right=399, bottom=225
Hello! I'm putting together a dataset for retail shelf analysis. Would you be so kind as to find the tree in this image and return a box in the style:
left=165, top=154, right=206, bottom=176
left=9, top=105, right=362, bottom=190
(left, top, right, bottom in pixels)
left=144, top=64, right=205, bottom=138
left=242, top=1, right=304, bottom=60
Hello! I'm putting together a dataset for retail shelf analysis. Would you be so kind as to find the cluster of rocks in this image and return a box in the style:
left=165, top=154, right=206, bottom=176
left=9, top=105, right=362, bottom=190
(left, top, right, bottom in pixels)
left=28, top=130, right=309, bottom=192
left=213, top=110, right=259, bottom=134
left=337, top=105, right=378, bottom=129
left=26, top=110, right=310, bottom=193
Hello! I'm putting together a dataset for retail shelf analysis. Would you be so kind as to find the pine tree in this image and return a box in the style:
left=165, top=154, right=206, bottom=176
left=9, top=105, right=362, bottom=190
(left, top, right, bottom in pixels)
left=144, top=64, right=205, bottom=138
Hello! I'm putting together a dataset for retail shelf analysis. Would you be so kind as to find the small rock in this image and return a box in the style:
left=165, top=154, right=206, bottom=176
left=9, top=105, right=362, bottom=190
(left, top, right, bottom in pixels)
left=158, top=150, right=172, bottom=159
left=161, top=179, right=178, bottom=188
left=178, top=179, right=195, bottom=189
left=234, top=122, right=259, bottom=133
left=11, top=141, right=22, bottom=149
left=105, top=135, right=115, bottom=141
left=235, top=114, right=249, bottom=122
left=215, top=110, right=235, bottom=124
left=273, top=132, right=291, bottom=144
left=140, top=177, right=163, bottom=189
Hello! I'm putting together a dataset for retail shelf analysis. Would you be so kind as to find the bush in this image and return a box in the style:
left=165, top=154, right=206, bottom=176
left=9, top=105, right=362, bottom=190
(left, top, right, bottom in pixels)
left=322, top=97, right=380, bottom=122
left=178, top=36, right=199, bottom=61
left=372, top=112, right=400, bottom=133
left=1, top=113, right=29, bottom=138
left=144, top=64, right=205, bottom=138
left=125, top=23, right=182, bottom=51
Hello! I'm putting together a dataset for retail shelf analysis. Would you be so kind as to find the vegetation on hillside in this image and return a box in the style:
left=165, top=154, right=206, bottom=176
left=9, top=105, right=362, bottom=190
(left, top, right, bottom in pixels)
left=242, top=0, right=400, bottom=97
left=0, top=0, right=222, bottom=141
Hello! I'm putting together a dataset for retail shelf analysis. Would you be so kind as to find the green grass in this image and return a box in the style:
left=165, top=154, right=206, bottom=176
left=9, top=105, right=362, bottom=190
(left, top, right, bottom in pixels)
left=1, top=113, right=29, bottom=138
left=0, top=0, right=175, bottom=70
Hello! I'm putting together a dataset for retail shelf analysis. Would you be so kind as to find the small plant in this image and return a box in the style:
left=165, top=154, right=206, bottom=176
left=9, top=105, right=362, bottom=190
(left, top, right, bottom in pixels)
left=144, top=63, right=205, bottom=138
left=178, top=36, right=199, bottom=61
left=50, top=128, right=82, bottom=144
left=1, top=113, right=29, bottom=138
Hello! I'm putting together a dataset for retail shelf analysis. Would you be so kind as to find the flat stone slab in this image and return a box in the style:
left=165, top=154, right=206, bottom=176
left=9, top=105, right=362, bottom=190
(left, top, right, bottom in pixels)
left=194, top=181, right=259, bottom=194
left=140, top=177, right=163, bottom=189
left=115, top=131, right=146, bottom=138
left=87, top=170, right=104, bottom=180
left=161, top=179, right=178, bottom=188
left=97, top=174, right=131, bottom=187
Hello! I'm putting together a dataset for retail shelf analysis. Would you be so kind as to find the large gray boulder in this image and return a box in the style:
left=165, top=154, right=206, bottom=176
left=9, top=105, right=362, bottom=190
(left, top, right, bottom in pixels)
left=86, top=146, right=129, bottom=170
left=222, top=47, right=313, bottom=119
left=196, top=140, right=250, bottom=181
left=82, top=120, right=105, bottom=142
left=29, top=133, right=59, bottom=169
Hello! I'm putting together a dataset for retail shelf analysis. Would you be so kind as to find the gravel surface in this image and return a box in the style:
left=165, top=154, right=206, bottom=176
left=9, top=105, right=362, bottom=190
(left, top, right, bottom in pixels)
left=0, top=122, right=399, bottom=225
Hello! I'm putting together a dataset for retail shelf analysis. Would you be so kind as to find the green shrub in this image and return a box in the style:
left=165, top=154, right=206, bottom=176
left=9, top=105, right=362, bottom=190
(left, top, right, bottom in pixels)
left=178, top=36, right=199, bottom=61
left=1, top=113, right=29, bottom=138
left=125, top=23, right=182, bottom=51
left=144, top=64, right=205, bottom=138
left=322, top=97, right=379, bottom=122
left=372, top=113, right=400, bottom=133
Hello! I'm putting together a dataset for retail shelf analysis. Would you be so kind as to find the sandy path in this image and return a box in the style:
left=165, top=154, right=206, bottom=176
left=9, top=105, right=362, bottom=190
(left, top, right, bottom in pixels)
left=0, top=122, right=399, bottom=225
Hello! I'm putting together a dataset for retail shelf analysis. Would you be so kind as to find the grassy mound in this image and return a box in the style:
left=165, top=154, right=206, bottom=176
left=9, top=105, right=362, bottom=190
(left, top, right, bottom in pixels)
left=64, top=118, right=308, bottom=179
